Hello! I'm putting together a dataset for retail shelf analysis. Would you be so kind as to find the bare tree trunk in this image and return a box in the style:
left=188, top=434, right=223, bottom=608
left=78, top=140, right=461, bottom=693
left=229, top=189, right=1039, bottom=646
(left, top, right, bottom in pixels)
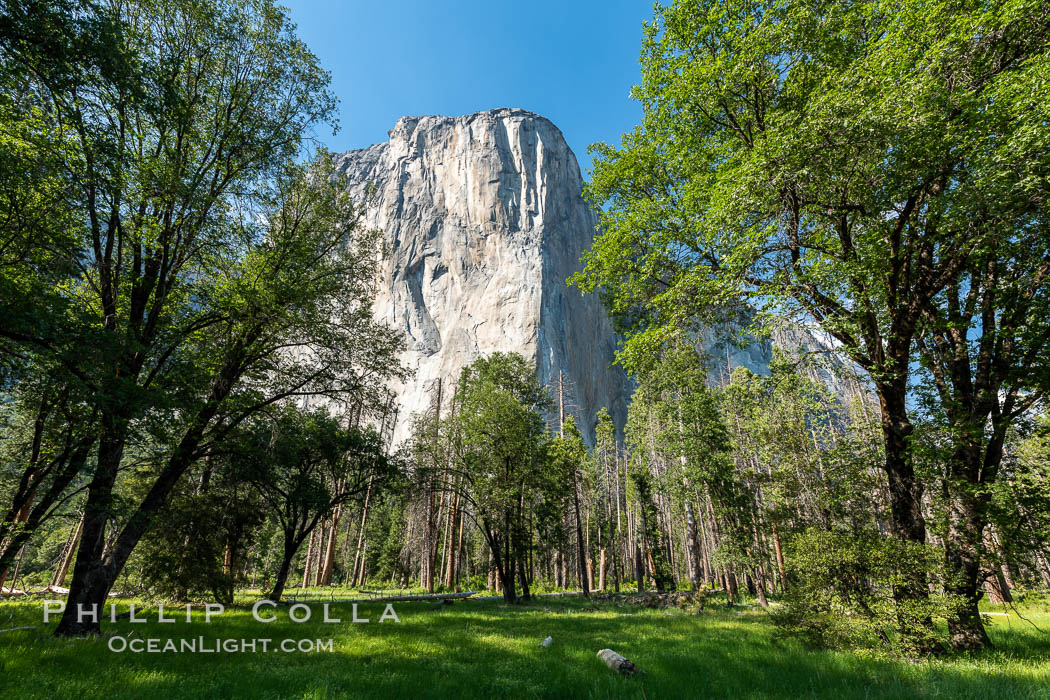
left=319, top=513, right=337, bottom=586
left=980, top=530, right=1012, bottom=604
left=635, top=536, right=645, bottom=592
left=223, top=540, right=233, bottom=577
left=301, top=528, right=317, bottom=590
left=7, top=544, right=26, bottom=592
left=421, top=491, right=434, bottom=592
left=684, top=498, right=703, bottom=591
left=612, top=453, right=622, bottom=593
left=726, top=571, right=739, bottom=604
left=517, top=553, right=531, bottom=601
left=487, top=546, right=496, bottom=591
left=269, top=540, right=300, bottom=602
left=310, top=522, right=323, bottom=586
left=754, top=565, right=769, bottom=608
left=571, top=466, right=590, bottom=598
left=51, top=515, right=84, bottom=588
left=598, top=547, right=607, bottom=592
left=340, top=513, right=355, bottom=585
left=771, top=520, right=787, bottom=592
left=355, top=544, right=368, bottom=588
left=984, top=569, right=1012, bottom=605
left=695, top=491, right=714, bottom=585
left=454, top=510, right=465, bottom=591
left=443, top=488, right=459, bottom=588
left=351, top=474, right=374, bottom=588
left=661, top=493, right=677, bottom=588
left=944, top=470, right=992, bottom=650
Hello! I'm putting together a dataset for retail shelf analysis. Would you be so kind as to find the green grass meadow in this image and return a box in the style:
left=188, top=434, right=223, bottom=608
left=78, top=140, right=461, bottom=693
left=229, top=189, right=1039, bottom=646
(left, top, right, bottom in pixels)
left=2, top=595, right=1049, bottom=699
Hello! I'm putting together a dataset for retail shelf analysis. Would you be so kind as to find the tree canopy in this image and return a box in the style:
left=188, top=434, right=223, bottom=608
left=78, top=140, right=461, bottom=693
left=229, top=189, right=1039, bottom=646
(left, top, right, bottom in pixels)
left=573, top=0, right=1050, bottom=651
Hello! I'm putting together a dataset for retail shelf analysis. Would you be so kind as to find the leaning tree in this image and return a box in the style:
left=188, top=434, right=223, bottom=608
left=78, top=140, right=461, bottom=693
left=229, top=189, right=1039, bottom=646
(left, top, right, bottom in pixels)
left=231, top=406, right=394, bottom=602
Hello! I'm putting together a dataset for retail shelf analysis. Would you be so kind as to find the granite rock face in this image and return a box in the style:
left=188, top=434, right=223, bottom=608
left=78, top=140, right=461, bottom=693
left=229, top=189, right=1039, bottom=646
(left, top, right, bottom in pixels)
left=702, top=320, right=864, bottom=403
left=335, top=109, right=858, bottom=446
left=334, top=109, right=629, bottom=445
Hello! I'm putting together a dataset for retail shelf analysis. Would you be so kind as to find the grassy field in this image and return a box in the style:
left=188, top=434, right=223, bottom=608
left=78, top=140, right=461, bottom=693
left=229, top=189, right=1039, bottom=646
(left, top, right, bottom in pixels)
left=2, top=593, right=1049, bottom=699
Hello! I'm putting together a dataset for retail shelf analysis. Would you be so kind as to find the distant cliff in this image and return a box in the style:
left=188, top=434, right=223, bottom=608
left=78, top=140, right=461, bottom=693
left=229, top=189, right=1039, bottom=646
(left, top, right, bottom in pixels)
left=335, top=109, right=859, bottom=445
left=334, top=109, right=630, bottom=444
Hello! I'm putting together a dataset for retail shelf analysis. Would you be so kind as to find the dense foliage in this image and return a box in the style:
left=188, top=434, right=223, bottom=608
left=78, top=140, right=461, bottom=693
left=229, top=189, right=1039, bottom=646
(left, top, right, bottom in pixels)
left=0, top=0, right=404, bottom=635
left=572, top=0, right=1050, bottom=652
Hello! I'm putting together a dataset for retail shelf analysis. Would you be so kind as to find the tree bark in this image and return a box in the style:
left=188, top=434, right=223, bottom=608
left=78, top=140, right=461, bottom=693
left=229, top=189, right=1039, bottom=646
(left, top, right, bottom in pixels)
left=269, top=539, right=300, bottom=602
left=454, top=510, right=465, bottom=591
left=726, top=570, right=739, bottom=604
left=877, top=382, right=937, bottom=652
left=51, top=515, right=84, bottom=588
left=53, top=420, right=127, bottom=636
left=684, top=498, right=703, bottom=591
left=302, top=528, right=317, bottom=590
left=635, top=537, right=645, bottom=592
left=443, top=489, right=460, bottom=588
left=944, top=449, right=992, bottom=650
left=571, top=465, right=590, bottom=598
left=598, top=546, right=607, bottom=592
left=351, top=474, right=374, bottom=587
left=320, top=505, right=341, bottom=586
left=487, top=546, right=496, bottom=592
left=517, top=553, right=531, bottom=601
left=753, top=565, right=769, bottom=608
left=771, top=520, right=787, bottom=592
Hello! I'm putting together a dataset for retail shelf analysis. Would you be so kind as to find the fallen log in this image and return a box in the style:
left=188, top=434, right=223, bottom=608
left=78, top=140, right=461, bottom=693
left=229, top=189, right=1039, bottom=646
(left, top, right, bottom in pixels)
left=35, top=585, right=70, bottom=595
left=597, top=648, right=645, bottom=676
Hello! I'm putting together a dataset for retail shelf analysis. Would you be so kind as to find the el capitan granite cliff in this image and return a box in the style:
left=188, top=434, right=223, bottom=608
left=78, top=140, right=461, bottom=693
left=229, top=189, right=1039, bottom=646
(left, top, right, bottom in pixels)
left=335, top=109, right=630, bottom=444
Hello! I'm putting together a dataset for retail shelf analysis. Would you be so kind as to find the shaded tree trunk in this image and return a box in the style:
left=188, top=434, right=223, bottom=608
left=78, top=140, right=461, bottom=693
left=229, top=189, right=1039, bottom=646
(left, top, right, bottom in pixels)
left=56, top=342, right=253, bottom=637
left=635, top=537, right=645, bottom=592
left=269, top=537, right=303, bottom=602
left=877, top=382, right=937, bottom=652
left=571, top=466, right=590, bottom=598
left=53, top=421, right=129, bottom=636
left=944, top=448, right=993, bottom=650
left=684, top=498, right=703, bottom=591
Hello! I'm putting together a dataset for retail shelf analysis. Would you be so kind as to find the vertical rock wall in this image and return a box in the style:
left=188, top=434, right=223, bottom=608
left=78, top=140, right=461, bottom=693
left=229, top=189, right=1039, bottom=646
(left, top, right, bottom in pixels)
left=335, top=109, right=629, bottom=444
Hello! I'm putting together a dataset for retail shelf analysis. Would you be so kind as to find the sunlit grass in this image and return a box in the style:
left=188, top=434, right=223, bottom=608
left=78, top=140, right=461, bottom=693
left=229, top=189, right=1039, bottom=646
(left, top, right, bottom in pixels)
left=2, top=594, right=1049, bottom=698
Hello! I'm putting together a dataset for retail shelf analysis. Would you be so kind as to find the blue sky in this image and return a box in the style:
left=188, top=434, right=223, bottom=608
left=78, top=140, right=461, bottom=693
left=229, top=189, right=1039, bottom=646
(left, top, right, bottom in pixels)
left=281, top=0, right=649, bottom=177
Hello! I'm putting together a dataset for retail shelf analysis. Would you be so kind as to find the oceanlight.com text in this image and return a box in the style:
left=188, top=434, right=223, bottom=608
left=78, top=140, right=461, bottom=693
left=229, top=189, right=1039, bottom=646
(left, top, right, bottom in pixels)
left=107, top=637, right=334, bottom=653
